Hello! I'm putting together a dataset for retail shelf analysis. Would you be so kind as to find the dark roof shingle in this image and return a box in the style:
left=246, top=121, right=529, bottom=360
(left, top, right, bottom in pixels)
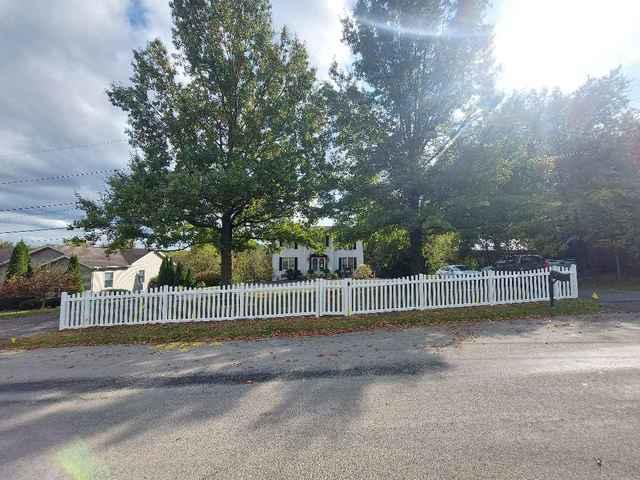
left=52, top=246, right=154, bottom=269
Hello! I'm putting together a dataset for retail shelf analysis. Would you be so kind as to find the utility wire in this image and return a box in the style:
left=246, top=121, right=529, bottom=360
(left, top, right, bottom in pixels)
left=0, top=202, right=77, bottom=213
left=0, top=226, right=79, bottom=236
left=0, top=169, right=120, bottom=186
left=0, top=139, right=127, bottom=159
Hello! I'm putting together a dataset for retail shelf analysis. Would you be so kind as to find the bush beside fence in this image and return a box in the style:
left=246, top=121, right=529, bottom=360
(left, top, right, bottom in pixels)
left=59, top=267, right=578, bottom=330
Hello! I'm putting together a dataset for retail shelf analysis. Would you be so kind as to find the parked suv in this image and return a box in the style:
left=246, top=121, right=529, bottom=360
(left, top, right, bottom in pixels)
left=494, top=255, right=549, bottom=272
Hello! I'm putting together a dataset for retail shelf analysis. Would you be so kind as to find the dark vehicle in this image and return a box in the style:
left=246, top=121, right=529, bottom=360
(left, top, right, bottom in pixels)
left=494, top=255, right=549, bottom=272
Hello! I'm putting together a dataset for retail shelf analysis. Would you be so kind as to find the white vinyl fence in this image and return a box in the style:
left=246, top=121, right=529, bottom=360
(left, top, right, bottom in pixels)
left=59, top=266, right=578, bottom=330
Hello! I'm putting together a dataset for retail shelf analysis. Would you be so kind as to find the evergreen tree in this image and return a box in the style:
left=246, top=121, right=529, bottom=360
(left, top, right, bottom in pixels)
left=65, top=255, right=84, bottom=292
left=182, top=266, right=195, bottom=288
left=175, top=263, right=185, bottom=287
left=6, top=240, right=31, bottom=279
left=157, top=257, right=176, bottom=286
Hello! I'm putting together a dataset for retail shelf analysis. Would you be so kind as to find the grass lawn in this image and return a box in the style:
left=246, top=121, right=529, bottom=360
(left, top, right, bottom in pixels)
left=2, top=299, right=599, bottom=350
left=0, top=307, right=59, bottom=320
left=580, top=277, right=640, bottom=293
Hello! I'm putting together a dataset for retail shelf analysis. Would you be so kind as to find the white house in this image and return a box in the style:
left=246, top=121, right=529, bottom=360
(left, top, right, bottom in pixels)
left=0, top=245, right=163, bottom=292
left=272, top=233, right=364, bottom=281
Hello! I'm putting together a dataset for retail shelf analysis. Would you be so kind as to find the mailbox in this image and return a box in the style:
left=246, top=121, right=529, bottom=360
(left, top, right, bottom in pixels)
left=549, top=269, right=571, bottom=306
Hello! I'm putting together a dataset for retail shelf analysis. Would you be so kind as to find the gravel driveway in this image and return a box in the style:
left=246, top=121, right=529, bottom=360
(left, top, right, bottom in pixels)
left=2, top=312, right=640, bottom=479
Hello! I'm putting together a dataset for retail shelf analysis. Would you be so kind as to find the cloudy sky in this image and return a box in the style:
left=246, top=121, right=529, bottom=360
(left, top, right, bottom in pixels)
left=1, top=0, right=639, bottom=246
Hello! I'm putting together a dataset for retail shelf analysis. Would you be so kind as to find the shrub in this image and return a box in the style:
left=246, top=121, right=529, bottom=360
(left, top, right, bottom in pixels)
left=285, top=269, right=303, bottom=281
left=195, top=270, right=221, bottom=286
left=0, top=267, right=74, bottom=309
left=353, top=264, right=375, bottom=279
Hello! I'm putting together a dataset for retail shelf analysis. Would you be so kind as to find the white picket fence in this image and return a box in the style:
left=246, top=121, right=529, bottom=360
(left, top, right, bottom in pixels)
left=59, top=266, right=578, bottom=330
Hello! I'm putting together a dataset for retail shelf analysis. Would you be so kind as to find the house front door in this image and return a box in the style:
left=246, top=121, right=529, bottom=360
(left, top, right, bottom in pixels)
left=310, top=257, right=326, bottom=272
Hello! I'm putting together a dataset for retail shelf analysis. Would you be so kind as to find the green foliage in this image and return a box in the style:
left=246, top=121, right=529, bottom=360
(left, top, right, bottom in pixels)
left=171, top=242, right=272, bottom=284
left=325, top=0, right=496, bottom=275
left=195, top=271, right=221, bottom=287
left=65, top=255, right=84, bottom=293
left=364, top=227, right=411, bottom=277
left=352, top=264, right=374, bottom=279
left=6, top=240, right=31, bottom=279
left=76, top=0, right=330, bottom=284
left=232, top=245, right=272, bottom=283
left=424, top=232, right=461, bottom=274
left=153, top=257, right=195, bottom=288
left=171, top=245, right=219, bottom=276
left=157, top=257, right=176, bottom=286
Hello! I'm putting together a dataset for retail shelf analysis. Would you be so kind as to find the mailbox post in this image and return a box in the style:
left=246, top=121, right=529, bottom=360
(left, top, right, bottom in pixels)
left=548, top=270, right=571, bottom=307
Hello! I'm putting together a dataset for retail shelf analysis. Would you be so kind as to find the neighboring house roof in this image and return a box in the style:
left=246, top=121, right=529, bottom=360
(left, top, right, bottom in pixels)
left=0, top=245, right=158, bottom=270
left=0, top=249, right=12, bottom=265
left=54, top=246, right=154, bottom=269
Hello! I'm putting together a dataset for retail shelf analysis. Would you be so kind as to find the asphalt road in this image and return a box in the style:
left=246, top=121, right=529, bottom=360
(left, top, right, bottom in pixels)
left=2, top=312, right=640, bottom=479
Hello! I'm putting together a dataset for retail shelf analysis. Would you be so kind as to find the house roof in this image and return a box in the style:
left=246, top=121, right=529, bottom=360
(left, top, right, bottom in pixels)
left=0, top=249, right=12, bottom=265
left=0, top=245, right=157, bottom=270
left=54, top=246, right=153, bottom=269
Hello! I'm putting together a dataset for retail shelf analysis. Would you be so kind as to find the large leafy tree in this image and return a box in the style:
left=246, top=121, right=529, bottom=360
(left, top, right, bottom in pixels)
left=440, top=69, right=640, bottom=276
left=326, top=0, right=495, bottom=274
left=435, top=90, right=558, bottom=253
left=78, top=0, right=329, bottom=284
left=545, top=69, right=640, bottom=276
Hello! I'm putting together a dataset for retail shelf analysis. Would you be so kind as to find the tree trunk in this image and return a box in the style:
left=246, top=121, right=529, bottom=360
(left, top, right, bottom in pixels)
left=408, top=226, right=426, bottom=274
left=220, top=214, right=233, bottom=285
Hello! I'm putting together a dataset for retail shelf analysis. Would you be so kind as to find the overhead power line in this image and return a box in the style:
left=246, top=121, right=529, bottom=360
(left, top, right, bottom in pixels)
left=0, top=226, right=80, bottom=236
left=0, top=202, right=77, bottom=213
left=0, top=169, right=120, bottom=186
left=0, top=139, right=127, bottom=159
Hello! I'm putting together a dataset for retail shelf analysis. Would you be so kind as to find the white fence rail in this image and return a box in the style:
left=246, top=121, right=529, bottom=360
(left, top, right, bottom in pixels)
left=59, top=266, right=578, bottom=330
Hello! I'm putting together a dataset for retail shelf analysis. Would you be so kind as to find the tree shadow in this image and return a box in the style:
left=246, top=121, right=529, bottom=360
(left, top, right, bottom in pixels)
left=0, top=328, right=451, bottom=472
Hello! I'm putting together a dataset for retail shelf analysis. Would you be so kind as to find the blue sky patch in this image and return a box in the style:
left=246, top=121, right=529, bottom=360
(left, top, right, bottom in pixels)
left=127, top=0, right=148, bottom=29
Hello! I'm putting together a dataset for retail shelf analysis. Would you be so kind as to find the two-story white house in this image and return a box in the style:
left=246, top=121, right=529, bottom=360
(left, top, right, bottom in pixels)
left=272, top=233, right=364, bottom=281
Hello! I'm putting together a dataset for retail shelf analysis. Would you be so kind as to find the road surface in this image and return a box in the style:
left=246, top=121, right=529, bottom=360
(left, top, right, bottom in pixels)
left=2, top=312, right=640, bottom=479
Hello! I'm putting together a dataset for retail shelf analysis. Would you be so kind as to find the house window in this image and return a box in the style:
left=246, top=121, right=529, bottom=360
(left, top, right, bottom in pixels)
left=280, top=257, right=297, bottom=271
left=339, top=257, right=357, bottom=271
left=104, top=271, right=114, bottom=289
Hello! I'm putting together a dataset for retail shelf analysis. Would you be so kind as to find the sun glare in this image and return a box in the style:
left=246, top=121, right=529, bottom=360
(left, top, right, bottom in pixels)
left=494, top=0, right=640, bottom=92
